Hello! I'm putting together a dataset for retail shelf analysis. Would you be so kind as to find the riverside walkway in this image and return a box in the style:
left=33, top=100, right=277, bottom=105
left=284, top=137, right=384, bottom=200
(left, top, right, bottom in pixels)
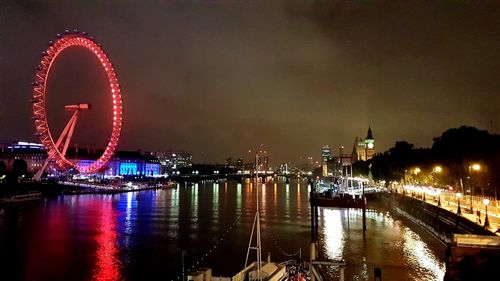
left=394, top=185, right=500, bottom=234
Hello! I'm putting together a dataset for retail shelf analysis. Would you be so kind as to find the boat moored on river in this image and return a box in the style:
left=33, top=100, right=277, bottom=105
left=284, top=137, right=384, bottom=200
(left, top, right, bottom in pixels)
left=0, top=191, right=42, bottom=204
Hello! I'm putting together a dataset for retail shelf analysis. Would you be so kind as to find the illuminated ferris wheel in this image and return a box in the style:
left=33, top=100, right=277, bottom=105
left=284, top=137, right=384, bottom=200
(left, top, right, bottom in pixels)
left=32, top=30, right=123, bottom=180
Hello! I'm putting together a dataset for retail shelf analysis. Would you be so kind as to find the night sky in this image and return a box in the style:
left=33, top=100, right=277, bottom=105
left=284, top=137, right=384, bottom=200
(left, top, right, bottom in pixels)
left=0, top=0, right=499, bottom=164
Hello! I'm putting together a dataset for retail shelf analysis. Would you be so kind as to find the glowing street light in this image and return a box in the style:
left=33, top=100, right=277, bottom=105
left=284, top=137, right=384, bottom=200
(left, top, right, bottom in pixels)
left=457, top=193, right=462, bottom=215
left=483, top=198, right=490, bottom=228
left=468, top=163, right=482, bottom=212
left=414, top=167, right=421, bottom=175
left=472, top=164, right=481, bottom=172
left=433, top=166, right=442, bottom=173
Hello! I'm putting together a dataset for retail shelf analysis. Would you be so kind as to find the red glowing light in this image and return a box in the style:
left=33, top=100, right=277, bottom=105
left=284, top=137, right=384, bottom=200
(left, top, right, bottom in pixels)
left=93, top=201, right=121, bottom=281
left=32, top=31, right=122, bottom=174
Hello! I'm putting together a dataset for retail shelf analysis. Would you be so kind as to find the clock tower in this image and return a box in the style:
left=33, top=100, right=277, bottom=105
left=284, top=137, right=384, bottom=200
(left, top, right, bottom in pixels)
left=364, top=126, right=375, bottom=160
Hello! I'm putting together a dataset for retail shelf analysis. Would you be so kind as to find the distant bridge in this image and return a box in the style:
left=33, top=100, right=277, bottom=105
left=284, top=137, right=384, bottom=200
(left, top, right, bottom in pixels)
left=168, top=171, right=314, bottom=183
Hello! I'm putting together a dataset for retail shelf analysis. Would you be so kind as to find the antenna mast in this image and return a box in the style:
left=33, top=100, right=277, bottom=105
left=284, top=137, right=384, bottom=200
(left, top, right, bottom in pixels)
left=244, top=152, right=262, bottom=281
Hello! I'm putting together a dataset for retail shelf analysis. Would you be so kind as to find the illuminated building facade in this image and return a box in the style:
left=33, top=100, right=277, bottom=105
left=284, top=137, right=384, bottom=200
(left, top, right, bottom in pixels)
left=0, top=142, right=161, bottom=177
left=153, top=151, right=192, bottom=173
left=365, top=127, right=375, bottom=160
left=277, top=163, right=291, bottom=174
left=257, top=150, right=269, bottom=172
left=75, top=150, right=161, bottom=177
left=0, top=141, right=47, bottom=173
left=321, top=145, right=332, bottom=176
left=352, top=127, right=375, bottom=161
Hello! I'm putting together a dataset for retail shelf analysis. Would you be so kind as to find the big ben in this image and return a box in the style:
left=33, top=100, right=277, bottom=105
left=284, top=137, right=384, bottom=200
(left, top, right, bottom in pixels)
left=364, top=127, right=375, bottom=160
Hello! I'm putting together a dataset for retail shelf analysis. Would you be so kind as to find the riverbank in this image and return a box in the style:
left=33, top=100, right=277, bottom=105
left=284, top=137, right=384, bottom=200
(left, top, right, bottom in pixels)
left=0, top=180, right=177, bottom=198
left=60, top=185, right=162, bottom=195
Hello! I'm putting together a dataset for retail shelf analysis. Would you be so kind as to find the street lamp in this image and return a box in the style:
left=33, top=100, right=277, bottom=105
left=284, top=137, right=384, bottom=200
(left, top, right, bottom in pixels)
left=433, top=165, right=443, bottom=199
left=472, top=164, right=481, bottom=172
left=468, top=163, right=481, bottom=214
left=433, top=166, right=442, bottom=173
left=437, top=189, right=441, bottom=207
left=457, top=193, right=462, bottom=215
left=483, top=198, right=490, bottom=228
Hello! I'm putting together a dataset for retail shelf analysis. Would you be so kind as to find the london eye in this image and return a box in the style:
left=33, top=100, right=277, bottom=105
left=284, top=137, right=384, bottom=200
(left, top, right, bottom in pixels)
left=32, top=30, right=123, bottom=179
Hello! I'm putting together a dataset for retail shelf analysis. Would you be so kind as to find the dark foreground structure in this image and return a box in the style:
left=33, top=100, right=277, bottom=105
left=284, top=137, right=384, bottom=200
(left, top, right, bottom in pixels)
left=445, top=234, right=500, bottom=281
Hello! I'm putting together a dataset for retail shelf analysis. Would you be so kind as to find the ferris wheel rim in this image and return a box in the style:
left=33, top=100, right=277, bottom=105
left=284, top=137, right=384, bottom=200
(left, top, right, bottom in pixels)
left=32, top=31, right=123, bottom=174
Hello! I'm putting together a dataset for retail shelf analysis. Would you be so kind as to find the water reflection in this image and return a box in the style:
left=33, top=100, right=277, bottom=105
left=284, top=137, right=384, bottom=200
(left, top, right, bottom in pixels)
left=297, top=183, right=301, bottom=214
left=261, top=184, right=266, bottom=215
left=213, top=183, right=219, bottom=225
left=213, top=183, right=219, bottom=207
left=93, top=200, right=120, bottom=281
left=403, top=229, right=445, bottom=281
left=236, top=183, right=242, bottom=211
left=318, top=207, right=445, bottom=280
left=273, top=183, right=278, bottom=207
left=191, top=183, right=199, bottom=222
left=321, top=208, right=344, bottom=260
left=0, top=180, right=446, bottom=280
left=285, top=183, right=290, bottom=214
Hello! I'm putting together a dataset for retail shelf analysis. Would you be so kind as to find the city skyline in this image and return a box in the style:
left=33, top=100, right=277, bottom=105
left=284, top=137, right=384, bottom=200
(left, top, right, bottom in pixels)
left=1, top=1, right=499, bottom=164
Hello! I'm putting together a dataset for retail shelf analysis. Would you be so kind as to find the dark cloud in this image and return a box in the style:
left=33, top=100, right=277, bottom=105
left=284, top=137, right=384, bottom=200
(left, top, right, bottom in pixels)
left=0, top=0, right=499, bottom=164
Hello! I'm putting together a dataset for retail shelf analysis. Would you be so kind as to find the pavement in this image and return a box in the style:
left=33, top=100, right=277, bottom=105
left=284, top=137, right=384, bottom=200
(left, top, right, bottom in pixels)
left=403, top=193, right=500, bottom=235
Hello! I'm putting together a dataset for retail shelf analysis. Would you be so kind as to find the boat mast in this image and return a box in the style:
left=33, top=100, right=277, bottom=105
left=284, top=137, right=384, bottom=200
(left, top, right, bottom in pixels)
left=244, top=152, right=262, bottom=281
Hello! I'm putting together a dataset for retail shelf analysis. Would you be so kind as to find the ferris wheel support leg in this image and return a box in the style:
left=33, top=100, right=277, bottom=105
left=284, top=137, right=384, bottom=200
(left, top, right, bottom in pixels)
left=33, top=160, right=50, bottom=181
left=54, top=110, right=79, bottom=149
left=61, top=111, right=79, bottom=157
left=33, top=111, right=79, bottom=181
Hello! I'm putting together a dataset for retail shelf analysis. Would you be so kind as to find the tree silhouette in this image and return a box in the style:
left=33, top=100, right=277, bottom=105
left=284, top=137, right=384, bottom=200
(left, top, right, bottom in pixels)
left=357, top=126, right=500, bottom=195
left=12, top=159, right=28, bottom=178
left=0, top=161, right=7, bottom=176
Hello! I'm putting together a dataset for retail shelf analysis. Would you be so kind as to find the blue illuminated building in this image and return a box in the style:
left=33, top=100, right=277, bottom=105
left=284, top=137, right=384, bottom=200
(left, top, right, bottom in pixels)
left=1, top=143, right=161, bottom=178
left=70, top=149, right=161, bottom=177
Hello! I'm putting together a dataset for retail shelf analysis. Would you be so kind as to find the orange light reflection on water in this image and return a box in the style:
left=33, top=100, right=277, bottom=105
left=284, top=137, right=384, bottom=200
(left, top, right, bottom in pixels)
left=274, top=183, right=277, bottom=207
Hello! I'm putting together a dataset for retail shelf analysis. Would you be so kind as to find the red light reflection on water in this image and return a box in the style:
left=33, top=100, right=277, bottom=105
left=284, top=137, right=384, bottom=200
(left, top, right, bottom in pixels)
left=93, top=201, right=121, bottom=281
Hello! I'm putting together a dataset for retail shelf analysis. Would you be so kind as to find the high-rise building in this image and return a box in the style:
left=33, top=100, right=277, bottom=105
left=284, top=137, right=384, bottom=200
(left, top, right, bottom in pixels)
left=321, top=145, right=331, bottom=176
left=321, top=146, right=331, bottom=162
left=257, top=150, right=269, bottom=172
left=153, top=151, right=192, bottom=173
left=236, top=158, right=244, bottom=170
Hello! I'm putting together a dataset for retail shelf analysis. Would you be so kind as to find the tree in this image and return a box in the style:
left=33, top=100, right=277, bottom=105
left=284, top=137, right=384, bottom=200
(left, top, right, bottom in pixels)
left=366, top=126, right=500, bottom=196
left=0, top=161, right=7, bottom=176
left=12, top=158, right=28, bottom=178
left=352, top=160, right=369, bottom=177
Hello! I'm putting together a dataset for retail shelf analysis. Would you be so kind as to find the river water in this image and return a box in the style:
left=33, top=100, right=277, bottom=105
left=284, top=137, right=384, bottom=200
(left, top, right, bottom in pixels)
left=0, top=180, right=445, bottom=280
